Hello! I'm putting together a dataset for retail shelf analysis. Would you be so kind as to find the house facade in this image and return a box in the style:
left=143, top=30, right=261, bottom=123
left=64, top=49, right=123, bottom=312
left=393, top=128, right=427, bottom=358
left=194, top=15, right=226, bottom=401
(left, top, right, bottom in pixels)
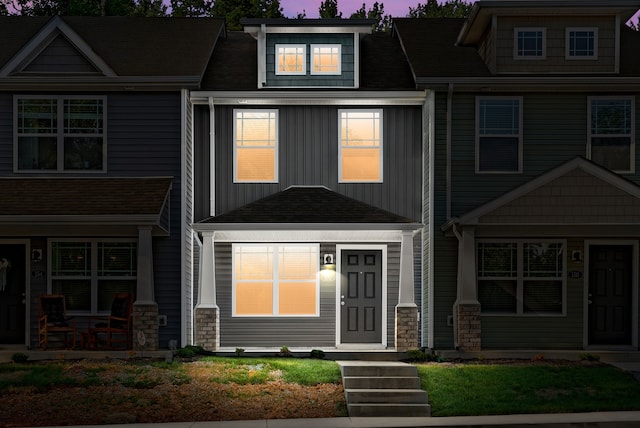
left=395, top=0, right=640, bottom=351
left=0, top=16, right=224, bottom=351
left=187, top=20, right=427, bottom=351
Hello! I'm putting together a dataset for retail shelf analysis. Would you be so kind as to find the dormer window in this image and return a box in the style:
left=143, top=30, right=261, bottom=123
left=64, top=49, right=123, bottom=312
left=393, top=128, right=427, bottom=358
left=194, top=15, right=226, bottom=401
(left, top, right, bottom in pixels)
left=566, top=28, right=597, bottom=59
left=311, top=44, right=341, bottom=75
left=514, top=28, right=546, bottom=59
left=276, top=44, right=306, bottom=75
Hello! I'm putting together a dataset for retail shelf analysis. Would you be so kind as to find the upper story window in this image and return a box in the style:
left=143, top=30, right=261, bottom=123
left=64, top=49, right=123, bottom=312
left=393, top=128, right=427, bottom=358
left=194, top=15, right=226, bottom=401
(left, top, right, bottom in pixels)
left=566, top=28, right=598, bottom=59
left=476, top=97, right=522, bottom=173
left=588, top=97, right=635, bottom=173
left=15, top=96, right=105, bottom=172
left=311, top=44, right=341, bottom=75
left=276, top=44, right=306, bottom=75
left=51, top=239, right=136, bottom=314
left=514, top=28, right=546, bottom=59
left=339, top=109, right=383, bottom=183
left=477, top=241, right=565, bottom=316
left=234, top=109, right=278, bottom=183
left=233, top=244, right=320, bottom=317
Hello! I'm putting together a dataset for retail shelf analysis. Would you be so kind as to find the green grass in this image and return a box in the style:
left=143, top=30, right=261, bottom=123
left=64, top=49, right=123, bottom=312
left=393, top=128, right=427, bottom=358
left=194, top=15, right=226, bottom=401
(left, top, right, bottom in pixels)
left=417, top=363, right=640, bottom=416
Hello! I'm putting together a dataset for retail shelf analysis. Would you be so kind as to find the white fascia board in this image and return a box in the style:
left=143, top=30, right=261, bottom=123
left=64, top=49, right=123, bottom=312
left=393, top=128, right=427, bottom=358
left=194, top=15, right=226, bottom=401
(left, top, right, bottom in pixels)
left=190, top=90, right=427, bottom=106
left=0, top=75, right=202, bottom=91
left=194, top=229, right=412, bottom=243
left=244, top=25, right=373, bottom=35
left=416, top=77, right=640, bottom=92
left=0, top=215, right=161, bottom=224
left=194, top=222, right=422, bottom=233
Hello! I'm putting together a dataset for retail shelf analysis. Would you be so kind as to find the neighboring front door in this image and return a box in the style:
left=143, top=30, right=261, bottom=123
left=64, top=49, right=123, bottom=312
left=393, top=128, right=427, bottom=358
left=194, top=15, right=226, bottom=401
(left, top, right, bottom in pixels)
left=588, top=245, right=633, bottom=346
left=340, top=250, right=382, bottom=344
left=0, top=244, right=26, bottom=344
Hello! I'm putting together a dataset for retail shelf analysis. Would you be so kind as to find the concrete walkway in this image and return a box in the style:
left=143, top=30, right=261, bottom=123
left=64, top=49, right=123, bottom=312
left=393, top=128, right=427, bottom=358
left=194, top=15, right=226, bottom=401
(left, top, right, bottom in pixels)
left=35, top=412, right=640, bottom=427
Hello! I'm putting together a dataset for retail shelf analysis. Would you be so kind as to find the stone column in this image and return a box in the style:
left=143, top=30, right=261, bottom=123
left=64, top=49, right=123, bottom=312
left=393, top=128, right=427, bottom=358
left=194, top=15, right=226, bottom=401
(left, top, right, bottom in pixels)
left=454, top=226, right=481, bottom=352
left=395, top=230, right=419, bottom=351
left=133, top=226, right=158, bottom=351
left=195, top=231, right=219, bottom=351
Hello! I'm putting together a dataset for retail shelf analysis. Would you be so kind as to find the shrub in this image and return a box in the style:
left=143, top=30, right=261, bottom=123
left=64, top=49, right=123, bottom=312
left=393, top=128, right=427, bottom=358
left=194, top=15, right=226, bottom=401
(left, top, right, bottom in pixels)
left=310, top=349, right=325, bottom=359
left=279, top=345, right=292, bottom=357
left=11, top=353, right=28, bottom=363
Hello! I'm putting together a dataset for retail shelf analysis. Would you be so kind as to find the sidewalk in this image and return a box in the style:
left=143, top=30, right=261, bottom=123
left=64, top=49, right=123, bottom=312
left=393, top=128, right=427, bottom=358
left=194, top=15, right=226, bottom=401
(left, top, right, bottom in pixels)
left=35, top=412, right=640, bottom=428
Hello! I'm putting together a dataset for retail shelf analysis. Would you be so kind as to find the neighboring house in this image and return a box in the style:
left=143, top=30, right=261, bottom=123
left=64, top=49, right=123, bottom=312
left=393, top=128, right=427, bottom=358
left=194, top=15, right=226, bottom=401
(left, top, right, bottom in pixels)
left=0, top=16, right=225, bottom=350
left=395, top=0, right=640, bottom=351
left=187, top=19, right=427, bottom=351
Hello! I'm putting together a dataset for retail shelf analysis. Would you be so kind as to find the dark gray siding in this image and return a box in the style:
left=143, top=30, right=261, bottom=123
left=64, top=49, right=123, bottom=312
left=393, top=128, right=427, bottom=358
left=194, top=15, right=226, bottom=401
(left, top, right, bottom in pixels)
left=266, top=34, right=354, bottom=87
left=0, top=92, right=184, bottom=349
left=200, top=105, right=422, bottom=222
left=194, top=105, right=211, bottom=221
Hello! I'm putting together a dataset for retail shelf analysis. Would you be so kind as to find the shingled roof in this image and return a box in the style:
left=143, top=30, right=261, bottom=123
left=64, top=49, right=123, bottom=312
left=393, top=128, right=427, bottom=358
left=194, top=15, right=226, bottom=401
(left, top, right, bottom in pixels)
left=199, top=186, right=419, bottom=226
left=0, top=177, right=171, bottom=217
left=0, top=16, right=225, bottom=86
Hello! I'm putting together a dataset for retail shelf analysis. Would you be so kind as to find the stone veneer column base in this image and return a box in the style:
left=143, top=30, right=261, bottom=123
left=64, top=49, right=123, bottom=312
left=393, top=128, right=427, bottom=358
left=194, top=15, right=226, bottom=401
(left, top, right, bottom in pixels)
left=133, top=303, right=159, bottom=351
left=456, top=303, right=481, bottom=352
left=195, top=306, right=219, bottom=352
left=395, top=305, right=419, bottom=351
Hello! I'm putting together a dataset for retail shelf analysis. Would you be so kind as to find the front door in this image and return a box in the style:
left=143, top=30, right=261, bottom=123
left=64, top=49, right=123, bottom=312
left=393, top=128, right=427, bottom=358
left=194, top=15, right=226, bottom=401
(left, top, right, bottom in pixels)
left=340, top=250, right=382, bottom=344
left=588, top=245, right=633, bottom=346
left=0, top=244, right=26, bottom=344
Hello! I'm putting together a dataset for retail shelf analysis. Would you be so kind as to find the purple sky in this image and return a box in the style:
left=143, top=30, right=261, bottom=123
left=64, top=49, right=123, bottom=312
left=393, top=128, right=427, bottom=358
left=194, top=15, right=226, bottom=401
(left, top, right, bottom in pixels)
left=279, top=0, right=423, bottom=18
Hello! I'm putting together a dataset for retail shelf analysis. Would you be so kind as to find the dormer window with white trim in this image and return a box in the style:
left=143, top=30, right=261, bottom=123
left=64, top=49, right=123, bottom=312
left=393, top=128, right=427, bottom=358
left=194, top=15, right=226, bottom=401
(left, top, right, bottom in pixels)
left=311, top=44, right=341, bottom=75
left=514, top=28, right=546, bottom=59
left=276, top=44, right=306, bottom=75
left=566, top=28, right=598, bottom=59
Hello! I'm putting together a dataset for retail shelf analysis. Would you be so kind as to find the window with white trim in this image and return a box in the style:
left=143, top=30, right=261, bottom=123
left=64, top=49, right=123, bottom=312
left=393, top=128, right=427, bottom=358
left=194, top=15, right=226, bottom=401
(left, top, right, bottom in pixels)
left=476, top=97, right=522, bottom=173
left=477, top=241, right=565, bottom=315
left=311, top=44, right=341, bottom=75
left=15, top=96, right=105, bottom=172
left=276, top=44, right=306, bottom=75
left=588, top=97, right=635, bottom=173
left=234, top=109, right=278, bottom=183
left=233, top=244, right=319, bottom=317
left=515, top=28, right=546, bottom=59
left=339, top=109, right=383, bottom=182
left=566, top=28, right=597, bottom=59
left=50, top=240, right=136, bottom=313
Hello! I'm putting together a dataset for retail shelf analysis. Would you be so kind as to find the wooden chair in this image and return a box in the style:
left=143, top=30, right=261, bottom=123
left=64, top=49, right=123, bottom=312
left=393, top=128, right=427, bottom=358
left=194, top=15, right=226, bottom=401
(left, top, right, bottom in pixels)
left=88, top=293, right=134, bottom=350
left=38, top=294, right=76, bottom=350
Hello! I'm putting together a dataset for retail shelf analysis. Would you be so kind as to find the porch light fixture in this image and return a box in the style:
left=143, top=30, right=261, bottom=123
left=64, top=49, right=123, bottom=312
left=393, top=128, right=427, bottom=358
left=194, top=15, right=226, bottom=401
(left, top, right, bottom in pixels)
left=322, top=253, right=334, bottom=266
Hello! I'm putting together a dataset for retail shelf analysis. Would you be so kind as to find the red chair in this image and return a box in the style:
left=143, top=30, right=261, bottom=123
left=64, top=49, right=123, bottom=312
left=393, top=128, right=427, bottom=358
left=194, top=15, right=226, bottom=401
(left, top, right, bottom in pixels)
left=38, top=294, right=76, bottom=350
left=88, top=293, right=134, bottom=350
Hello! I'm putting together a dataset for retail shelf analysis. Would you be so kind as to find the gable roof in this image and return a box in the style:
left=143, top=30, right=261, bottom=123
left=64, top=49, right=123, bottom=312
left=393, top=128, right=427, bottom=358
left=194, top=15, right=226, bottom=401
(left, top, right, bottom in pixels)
left=444, top=157, right=640, bottom=229
left=200, top=29, right=416, bottom=91
left=197, top=186, right=420, bottom=230
left=0, top=16, right=225, bottom=89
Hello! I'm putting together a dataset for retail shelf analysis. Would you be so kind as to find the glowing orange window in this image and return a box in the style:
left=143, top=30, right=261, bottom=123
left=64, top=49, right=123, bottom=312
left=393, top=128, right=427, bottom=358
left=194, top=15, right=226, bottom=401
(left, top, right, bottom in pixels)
left=339, top=110, right=382, bottom=182
left=234, top=110, right=278, bottom=183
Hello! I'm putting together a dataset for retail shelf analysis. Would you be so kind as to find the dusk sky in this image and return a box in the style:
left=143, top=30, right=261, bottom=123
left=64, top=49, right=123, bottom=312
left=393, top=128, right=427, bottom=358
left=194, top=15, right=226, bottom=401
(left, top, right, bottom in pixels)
left=279, top=0, right=428, bottom=18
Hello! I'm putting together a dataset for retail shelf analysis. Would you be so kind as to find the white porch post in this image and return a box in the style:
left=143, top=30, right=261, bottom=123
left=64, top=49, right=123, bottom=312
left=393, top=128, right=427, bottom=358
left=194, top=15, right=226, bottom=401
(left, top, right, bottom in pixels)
left=195, top=231, right=219, bottom=351
left=453, top=226, right=481, bottom=351
left=133, top=226, right=158, bottom=351
left=396, top=230, right=418, bottom=351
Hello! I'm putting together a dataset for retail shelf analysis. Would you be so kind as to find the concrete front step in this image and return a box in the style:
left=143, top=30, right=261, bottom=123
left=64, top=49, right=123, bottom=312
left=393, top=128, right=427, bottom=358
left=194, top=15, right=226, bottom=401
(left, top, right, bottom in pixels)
left=337, top=360, right=431, bottom=418
left=343, top=376, right=420, bottom=389
left=347, top=403, right=431, bottom=417
left=345, top=388, right=428, bottom=404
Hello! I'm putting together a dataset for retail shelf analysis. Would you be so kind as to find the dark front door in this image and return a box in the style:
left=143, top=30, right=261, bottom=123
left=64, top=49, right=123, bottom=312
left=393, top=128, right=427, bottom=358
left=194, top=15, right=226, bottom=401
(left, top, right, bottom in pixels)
left=0, top=244, right=26, bottom=344
left=588, top=245, right=633, bottom=346
left=340, top=250, right=382, bottom=344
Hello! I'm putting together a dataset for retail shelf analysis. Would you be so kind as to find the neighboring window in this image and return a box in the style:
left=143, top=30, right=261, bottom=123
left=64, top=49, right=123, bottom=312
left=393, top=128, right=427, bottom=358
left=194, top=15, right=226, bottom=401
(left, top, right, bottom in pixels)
left=16, top=96, right=105, bottom=172
left=311, top=44, right=341, bottom=75
left=233, top=244, right=319, bottom=317
left=566, top=28, right=597, bottom=59
left=476, top=97, right=522, bottom=173
left=477, top=241, right=565, bottom=316
left=276, top=44, right=306, bottom=75
left=515, top=28, right=546, bottom=59
left=589, top=97, right=635, bottom=173
left=339, top=109, right=383, bottom=182
left=234, top=109, right=278, bottom=183
left=50, top=240, right=136, bottom=313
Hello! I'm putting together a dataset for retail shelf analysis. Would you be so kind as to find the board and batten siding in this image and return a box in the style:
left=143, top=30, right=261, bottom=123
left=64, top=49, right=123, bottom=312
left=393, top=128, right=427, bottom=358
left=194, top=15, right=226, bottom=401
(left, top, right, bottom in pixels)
left=206, top=105, right=422, bottom=222
left=495, top=16, right=617, bottom=74
left=0, top=94, right=12, bottom=174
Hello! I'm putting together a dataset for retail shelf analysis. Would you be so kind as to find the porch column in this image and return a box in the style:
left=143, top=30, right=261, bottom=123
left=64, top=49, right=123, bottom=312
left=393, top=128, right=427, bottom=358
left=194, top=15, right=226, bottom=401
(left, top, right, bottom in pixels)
left=195, top=231, right=219, bottom=351
left=133, top=226, right=159, bottom=351
left=396, top=230, right=419, bottom=352
left=454, top=226, right=481, bottom=352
